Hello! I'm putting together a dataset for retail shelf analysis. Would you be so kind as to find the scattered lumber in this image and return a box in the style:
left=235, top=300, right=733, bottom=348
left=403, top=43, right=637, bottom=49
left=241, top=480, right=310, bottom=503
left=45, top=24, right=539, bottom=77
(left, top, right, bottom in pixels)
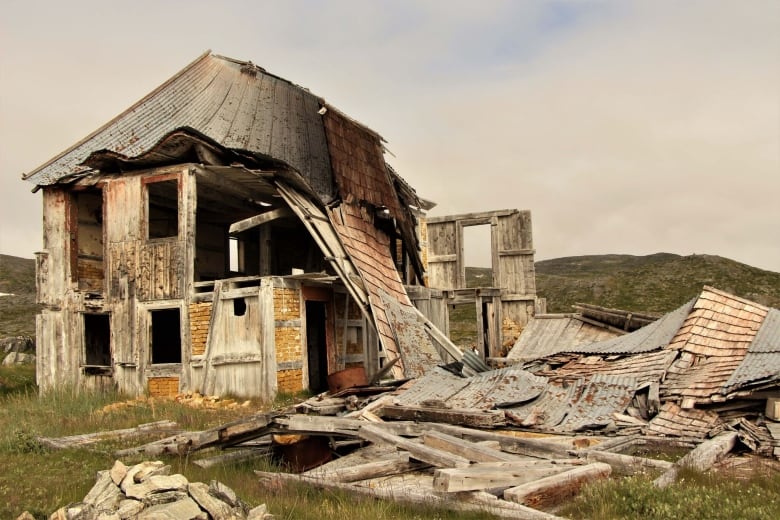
left=255, top=470, right=566, bottom=520
left=305, top=453, right=426, bottom=483
left=653, top=431, right=739, bottom=488
left=504, top=462, right=612, bottom=508
left=36, top=420, right=179, bottom=450
left=584, top=450, right=673, bottom=476
left=192, top=447, right=270, bottom=469
left=425, top=423, right=572, bottom=459
left=357, top=424, right=471, bottom=468
left=380, top=404, right=506, bottom=428
left=423, top=430, right=522, bottom=463
left=433, top=461, right=579, bottom=493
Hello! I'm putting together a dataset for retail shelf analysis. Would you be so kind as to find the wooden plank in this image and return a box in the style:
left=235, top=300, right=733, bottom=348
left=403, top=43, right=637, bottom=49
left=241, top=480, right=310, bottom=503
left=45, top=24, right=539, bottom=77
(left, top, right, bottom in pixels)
left=423, top=431, right=520, bottom=463
left=504, top=463, right=612, bottom=508
left=585, top=450, right=673, bottom=476
left=314, top=453, right=426, bottom=483
left=423, top=423, right=572, bottom=459
left=380, top=404, right=505, bottom=429
left=653, top=431, right=738, bottom=488
left=433, top=463, right=570, bottom=493
left=358, top=424, right=471, bottom=468
left=255, top=470, right=565, bottom=520
left=229, top=207, right=294, bottom=235
left=37, top=420, right=179, bottom=450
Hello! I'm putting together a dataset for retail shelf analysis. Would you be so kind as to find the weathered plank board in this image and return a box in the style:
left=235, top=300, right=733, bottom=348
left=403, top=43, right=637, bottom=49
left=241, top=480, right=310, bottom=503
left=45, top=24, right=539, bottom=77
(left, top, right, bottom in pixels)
left=423, top=431, right=521, bottom=463
left=37, top=420, right=179, bottom=450
left=380, top=404, right=506, bottom=428
left=504, top=463, right=612, bottom=508
left=358, top=424, right=471, bottom=468
left=653, top=431, right=738, bottom=488
left=433, top=462, right=572, bottom=493
left=585, top=450, right=673, bottom=476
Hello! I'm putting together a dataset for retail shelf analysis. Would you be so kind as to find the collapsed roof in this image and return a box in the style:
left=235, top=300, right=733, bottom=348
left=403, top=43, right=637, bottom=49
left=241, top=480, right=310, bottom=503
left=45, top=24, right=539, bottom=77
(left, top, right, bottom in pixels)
left=386, top=286, right=779, bottom=453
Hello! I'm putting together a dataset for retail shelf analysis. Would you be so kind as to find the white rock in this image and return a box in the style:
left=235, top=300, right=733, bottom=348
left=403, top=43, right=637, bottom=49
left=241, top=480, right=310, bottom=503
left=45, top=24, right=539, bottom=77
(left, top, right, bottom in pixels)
left=124, top=474, right=188, bottom=500
left=137, top=497, right=207, bottom=520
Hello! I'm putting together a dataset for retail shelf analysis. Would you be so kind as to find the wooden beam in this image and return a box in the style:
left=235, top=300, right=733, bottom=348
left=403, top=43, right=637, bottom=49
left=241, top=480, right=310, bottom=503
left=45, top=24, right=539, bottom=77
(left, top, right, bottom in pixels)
left=358, top=424, right=471, bottom=468
left=433, top=463, right=571, bottom=493
left=380, top=404, right=505, bottom=429
left=229, top=207, right=294, bottom=234
left=423, top=431, right=520, bottom=463
left=312, top=453, right=426, bottom=483
left=423, top=423, right=572, bottom=459
left=653, top=431, right=738, bottom=488
left=585, top=450, right=673, bottom=476
left=504, top=463, right=612, bottom=508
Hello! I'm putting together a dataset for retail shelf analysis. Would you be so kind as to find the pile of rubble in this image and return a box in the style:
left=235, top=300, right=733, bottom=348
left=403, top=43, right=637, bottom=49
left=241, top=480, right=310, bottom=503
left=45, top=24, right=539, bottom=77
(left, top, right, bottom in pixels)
left=17, top=460, right=271, bottom=520
left=98, top=392, right=252, bottom=415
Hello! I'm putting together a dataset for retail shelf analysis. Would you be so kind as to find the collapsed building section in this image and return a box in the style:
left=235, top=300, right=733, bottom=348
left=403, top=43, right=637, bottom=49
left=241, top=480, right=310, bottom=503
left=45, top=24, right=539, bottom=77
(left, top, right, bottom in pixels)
left=24, top=51, right=538, bottom=399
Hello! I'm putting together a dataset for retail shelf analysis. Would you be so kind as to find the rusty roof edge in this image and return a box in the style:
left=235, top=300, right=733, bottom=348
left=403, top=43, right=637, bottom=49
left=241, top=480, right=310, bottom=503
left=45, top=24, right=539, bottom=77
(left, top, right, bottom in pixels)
left=22, top=50, right=214, bottom=183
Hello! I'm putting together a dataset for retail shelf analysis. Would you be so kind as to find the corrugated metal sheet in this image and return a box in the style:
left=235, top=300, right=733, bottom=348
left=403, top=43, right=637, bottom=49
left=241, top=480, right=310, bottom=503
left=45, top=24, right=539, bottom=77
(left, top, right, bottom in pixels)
left=556, top=374, right=637, bottom=432
left=379, top=289, right=442, bottom=379
left=394, top=369, right=469, bottom=406
left=722, top=308, right=780, bottom=394
left=445, top=367, right=547, bottom=409
left=506, top=374, right=636, bottom=432
left=24, top=52, right=335, bottom=201
left=507, top=315, right=619, bottom=362
left=394, top=367, right=547, bottom=410
left=551, top=349, right=677, bottom=386
left=570, top=298, right=695, bottom=355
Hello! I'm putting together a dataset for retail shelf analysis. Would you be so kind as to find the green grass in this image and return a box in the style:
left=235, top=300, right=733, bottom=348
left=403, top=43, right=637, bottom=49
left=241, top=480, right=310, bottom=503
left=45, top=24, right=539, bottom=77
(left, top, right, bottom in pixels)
left=561, top=467, right=780, bottom=520
left=0, top=366, right=497, bottom=520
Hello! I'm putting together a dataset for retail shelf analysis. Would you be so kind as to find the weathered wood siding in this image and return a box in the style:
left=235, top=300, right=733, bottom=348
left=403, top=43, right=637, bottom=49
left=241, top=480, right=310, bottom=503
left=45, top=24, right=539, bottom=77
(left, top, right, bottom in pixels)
left=426, top=220, right=458, bottom=289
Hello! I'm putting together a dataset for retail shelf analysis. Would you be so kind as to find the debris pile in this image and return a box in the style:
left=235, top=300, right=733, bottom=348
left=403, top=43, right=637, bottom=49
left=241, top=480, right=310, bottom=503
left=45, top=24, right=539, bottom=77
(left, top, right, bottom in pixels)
left=25, top=460, right=271, bottom=520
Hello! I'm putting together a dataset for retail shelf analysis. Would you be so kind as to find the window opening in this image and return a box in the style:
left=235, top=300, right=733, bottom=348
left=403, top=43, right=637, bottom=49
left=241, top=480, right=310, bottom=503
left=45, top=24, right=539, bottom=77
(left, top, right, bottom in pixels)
left=150, top=308, right=182, bottom=364
left=147, top=179, right=179, bottom=239
left=229, top=236, right=239, bottom=272
left=84, top=314, right=111, bottom=366
left=233, top=297, right=247, bottom=316
left=448, top=303, right=479, bottom=352
left=463, top=224, right=493, bottom=288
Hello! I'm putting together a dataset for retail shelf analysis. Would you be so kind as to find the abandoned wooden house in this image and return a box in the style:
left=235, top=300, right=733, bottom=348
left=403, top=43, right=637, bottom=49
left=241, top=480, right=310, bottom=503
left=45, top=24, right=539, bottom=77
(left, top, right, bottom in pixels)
left=22, top=51, right=538, bottom=399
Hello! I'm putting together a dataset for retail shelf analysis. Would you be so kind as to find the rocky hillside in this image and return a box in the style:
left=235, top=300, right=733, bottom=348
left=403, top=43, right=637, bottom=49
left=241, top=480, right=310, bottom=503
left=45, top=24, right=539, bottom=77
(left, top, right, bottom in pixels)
left=535, top=253, right=780, bottom=314
left=0, top=254, right=39, bottom=337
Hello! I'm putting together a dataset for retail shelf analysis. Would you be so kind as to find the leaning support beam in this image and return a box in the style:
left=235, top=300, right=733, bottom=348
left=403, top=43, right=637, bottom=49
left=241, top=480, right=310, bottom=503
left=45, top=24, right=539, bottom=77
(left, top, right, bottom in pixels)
left=358, top=424, right=471, bottom=468
left=653, top=431, right=738, bottom=488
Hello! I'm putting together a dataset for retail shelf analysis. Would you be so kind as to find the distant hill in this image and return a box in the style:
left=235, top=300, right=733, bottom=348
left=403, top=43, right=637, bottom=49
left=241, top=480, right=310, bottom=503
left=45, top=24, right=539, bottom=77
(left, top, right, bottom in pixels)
left=534, top=253, right=780, bottom=314
left=0, top=254, right=39, bottom=337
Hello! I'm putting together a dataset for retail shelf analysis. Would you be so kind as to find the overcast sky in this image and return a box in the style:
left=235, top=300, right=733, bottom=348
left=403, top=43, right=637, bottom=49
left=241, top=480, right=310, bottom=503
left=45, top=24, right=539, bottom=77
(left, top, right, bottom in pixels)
left=1, top=0, right=778, bottom=271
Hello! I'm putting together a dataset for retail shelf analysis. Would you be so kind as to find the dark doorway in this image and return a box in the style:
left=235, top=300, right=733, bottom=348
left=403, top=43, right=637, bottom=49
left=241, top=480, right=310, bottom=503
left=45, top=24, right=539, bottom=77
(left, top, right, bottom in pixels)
left=84, top=314, right=111, bottom=366
left=150, top=308, right=182, bottom=364
left=305, top=301, right=329, bottom=393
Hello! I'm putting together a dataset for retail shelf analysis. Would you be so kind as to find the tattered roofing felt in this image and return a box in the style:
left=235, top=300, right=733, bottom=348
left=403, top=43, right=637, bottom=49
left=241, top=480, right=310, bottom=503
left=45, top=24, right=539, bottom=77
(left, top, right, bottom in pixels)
left=22, top=51, right=336, bottom=199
